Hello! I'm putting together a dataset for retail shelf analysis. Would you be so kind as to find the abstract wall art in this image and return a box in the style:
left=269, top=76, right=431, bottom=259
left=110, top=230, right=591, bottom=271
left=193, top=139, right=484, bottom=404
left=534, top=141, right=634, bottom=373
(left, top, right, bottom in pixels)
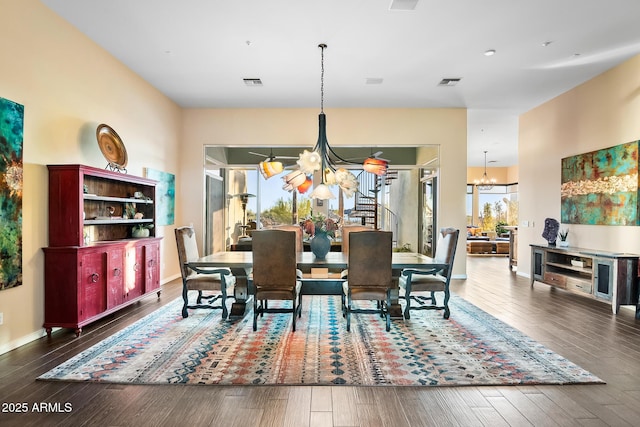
left=561, top=141, right=639, bottom=225
left=0, top=97, right=24, bottom=290
left=144, top=168, right=175, bottom=226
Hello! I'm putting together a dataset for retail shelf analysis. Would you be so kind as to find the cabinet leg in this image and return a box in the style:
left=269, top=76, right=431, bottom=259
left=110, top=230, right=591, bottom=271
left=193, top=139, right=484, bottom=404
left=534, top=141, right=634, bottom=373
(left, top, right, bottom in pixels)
left=157, top=290, right=161, bottom=298
left=75, top=328, right=82, bottom=337
left=46, top=327, right=52, bottom=339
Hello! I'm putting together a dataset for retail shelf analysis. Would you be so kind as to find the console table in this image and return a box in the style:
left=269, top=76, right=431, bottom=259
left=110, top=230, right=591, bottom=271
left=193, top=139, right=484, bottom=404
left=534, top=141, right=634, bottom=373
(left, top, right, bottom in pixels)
left=530, top=244, right=639, bottom=318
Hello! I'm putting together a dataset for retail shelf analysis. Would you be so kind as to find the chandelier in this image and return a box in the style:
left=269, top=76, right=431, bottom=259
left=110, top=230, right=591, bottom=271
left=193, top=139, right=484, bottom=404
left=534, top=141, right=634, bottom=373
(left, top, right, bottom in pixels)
left=474, top=150, right=496, bottom=191
left=258, top=44, right=389, bottom=200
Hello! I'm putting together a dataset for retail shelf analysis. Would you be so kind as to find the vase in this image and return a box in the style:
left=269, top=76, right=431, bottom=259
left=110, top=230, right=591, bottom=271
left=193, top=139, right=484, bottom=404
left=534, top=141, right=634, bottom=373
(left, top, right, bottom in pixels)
left=558, top=240, right=569, bottom=247
left=132, top=228, right=150, bottom=238
left=310, top=231, right=331, bottom=259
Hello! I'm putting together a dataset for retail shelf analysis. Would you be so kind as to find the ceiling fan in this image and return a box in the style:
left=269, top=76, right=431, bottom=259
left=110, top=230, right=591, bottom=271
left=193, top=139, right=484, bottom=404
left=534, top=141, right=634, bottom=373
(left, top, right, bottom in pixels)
left=365, top=150, right=388, bottom=161
left=252, top=149, right=299, bottom=179
left=339, top=150, right=389, bottom=163
left=249, top=149, right=298, bottom=161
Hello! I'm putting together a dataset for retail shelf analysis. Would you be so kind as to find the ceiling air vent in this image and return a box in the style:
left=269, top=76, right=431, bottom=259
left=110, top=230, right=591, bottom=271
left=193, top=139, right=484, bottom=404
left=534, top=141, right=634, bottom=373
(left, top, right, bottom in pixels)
left=438, top=78, right=461, bottom=87
left=365, top=77, right=384, bottom=85
left=243, top=78, right=263, bottom=86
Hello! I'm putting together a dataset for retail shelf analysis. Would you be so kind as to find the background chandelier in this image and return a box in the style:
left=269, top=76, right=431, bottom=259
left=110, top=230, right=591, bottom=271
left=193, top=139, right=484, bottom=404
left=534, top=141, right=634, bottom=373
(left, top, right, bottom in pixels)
left=474, top=150, right=496, bottom=191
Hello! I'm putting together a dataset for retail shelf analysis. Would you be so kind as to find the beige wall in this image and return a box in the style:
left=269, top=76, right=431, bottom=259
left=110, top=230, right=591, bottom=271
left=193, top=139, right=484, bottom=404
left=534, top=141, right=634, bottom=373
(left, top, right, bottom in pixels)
left=182, top=107, right=469, bottom=277
left=518, top=54, right=640, bottom=276
left=467, top=166, right=515, bottom=185
left=0, top=0, right=182, bottom=353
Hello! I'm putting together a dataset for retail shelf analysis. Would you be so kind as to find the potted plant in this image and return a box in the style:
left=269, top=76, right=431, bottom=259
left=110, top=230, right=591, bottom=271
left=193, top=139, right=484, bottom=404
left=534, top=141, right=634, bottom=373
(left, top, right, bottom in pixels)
left=132, top=223, right=154, bottom=238
left=495, top=221, right=508, bottom=237
left=558, top=228, right=569, bottom=247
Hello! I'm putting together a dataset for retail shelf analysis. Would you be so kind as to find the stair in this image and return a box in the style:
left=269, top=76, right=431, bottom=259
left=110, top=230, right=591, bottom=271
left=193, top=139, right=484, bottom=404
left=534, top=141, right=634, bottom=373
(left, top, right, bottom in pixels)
left=346, top=170, right=399, bottom=245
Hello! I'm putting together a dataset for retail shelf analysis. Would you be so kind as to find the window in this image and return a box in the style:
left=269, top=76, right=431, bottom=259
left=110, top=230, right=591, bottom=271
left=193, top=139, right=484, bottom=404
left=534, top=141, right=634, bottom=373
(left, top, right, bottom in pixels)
left=468, top=183, right=518, bottom=233
left=466, top=185, right=474, bottom=226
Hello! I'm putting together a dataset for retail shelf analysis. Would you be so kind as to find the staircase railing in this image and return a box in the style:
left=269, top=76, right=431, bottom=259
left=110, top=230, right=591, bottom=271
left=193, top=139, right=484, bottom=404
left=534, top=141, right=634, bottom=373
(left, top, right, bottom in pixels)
left=346, top=171, right=399, bottom=246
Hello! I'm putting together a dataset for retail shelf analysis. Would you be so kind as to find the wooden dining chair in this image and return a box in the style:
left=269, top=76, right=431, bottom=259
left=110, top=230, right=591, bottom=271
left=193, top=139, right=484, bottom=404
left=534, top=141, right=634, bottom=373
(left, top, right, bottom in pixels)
left=399, top=227, right=459, bottom=319
left=341, top=230, right=393, bottom=331
left=175, top=226, right=235, bottom=319
left=251, top=229, right=303, bottom=331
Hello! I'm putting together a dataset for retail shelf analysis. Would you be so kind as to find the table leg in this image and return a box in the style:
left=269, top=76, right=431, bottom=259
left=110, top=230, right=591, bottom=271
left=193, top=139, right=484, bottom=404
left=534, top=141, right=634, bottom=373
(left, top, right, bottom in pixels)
left=229, top=268, right=252, bottom=318
left=389, top=274, right=404, bottom=319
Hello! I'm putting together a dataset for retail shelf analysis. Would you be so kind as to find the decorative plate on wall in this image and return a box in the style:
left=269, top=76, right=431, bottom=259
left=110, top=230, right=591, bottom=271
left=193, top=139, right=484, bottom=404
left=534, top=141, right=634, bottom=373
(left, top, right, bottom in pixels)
left=96, top=123, right=128, bottom=172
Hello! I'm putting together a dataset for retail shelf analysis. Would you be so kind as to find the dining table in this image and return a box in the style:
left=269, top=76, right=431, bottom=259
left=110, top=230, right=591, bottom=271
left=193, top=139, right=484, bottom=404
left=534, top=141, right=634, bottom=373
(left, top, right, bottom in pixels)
left=186, top=251, right=447, bottom=318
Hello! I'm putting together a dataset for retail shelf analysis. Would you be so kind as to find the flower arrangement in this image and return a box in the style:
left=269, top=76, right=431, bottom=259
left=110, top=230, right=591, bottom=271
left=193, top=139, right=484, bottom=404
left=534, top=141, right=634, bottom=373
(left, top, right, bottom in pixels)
left=302, top=213, right=339, bottom=238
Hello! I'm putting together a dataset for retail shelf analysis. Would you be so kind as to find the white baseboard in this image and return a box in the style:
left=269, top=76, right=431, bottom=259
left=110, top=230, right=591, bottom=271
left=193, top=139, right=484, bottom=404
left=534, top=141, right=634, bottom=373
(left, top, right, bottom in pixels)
left=0, top=329, right=51, bottom=356
left=0, top=275, right=182, bottom=356
left=161, top=273, right=181, bottom=285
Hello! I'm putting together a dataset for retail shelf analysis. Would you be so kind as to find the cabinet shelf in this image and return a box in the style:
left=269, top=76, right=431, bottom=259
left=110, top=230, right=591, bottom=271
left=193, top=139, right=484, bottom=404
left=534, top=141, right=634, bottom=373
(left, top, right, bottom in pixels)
left=48, top=164, right=157, bottom=245
left=84, top=194, right=153, bottom=204
left=546, top=261, right=592, bottom=275
left=84, top=218, right=154, bottom=226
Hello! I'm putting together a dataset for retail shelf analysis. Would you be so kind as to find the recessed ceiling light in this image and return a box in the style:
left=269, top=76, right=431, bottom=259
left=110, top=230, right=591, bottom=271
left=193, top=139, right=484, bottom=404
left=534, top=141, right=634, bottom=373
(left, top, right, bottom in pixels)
left=542, top=41, right=552, bottom=47
left=389, top=0, right=419, bottom=11
left=484, top=49, right=496, bottom=56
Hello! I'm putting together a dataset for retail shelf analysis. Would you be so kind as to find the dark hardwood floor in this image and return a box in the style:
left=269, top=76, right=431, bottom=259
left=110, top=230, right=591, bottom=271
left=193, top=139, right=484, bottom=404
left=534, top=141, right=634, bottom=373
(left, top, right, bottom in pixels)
left=1, top=256, right=639, bottom=426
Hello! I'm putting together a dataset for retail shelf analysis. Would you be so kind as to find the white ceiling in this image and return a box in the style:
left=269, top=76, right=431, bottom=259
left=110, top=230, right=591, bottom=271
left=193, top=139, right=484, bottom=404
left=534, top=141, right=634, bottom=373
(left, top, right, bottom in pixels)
left=41, top=0, right=640, bottom=167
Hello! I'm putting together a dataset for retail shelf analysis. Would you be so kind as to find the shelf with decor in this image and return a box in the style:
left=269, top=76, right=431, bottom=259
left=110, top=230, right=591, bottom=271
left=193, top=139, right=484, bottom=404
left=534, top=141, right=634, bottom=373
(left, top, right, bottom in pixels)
left=44, top=164, right=162, bottom=337
left=48, top=164, right=157, bottom=245
left=530, top=244, right=638, bottom=317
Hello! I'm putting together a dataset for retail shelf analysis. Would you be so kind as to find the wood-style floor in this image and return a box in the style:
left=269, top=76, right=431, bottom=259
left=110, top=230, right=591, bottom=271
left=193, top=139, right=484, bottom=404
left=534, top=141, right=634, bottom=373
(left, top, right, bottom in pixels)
left=1, top=256, right=639, bottom=427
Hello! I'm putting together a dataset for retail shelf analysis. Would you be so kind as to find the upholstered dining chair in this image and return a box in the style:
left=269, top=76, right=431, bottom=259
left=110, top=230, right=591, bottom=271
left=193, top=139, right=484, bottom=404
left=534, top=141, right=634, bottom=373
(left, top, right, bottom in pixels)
left=339, top=225, right=371, bottom=279
left=341, top=225, right=371, bottom=255
left=272, top=224, right=304, bottom=278
left=341, top=230, right=393, bottom=332
left=251, top=229, right=303, bottom=331
left=175, top=226, right=236, bottom=319
left=399, top=227, right=459, bottom=319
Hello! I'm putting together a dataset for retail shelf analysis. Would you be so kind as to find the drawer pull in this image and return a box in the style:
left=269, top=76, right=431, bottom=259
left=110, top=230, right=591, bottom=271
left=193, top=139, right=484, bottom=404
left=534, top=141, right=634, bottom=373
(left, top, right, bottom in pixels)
left=90, top=273, right=99, bottom=283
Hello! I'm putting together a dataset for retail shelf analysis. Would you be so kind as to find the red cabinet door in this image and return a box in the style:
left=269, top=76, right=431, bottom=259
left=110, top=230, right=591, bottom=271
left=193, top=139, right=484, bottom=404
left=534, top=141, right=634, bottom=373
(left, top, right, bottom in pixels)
left=79, top=251, right=106, bottom=321
left=106, top=247, right=125, bottom=309
left=144, top=241, right=160, bottom=293
left=124, top=245, right=144, bottom=300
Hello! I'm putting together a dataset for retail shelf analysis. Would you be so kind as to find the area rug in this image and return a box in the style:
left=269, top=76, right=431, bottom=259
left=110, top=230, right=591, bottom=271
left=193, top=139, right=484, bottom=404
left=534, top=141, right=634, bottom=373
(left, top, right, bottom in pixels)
left=38, top=295, right=603, bottom=386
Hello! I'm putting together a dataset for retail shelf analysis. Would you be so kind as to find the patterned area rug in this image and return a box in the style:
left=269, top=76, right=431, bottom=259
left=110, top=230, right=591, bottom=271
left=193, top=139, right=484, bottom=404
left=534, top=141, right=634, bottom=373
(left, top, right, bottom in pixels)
left=38, top=295, right=603, bottom=386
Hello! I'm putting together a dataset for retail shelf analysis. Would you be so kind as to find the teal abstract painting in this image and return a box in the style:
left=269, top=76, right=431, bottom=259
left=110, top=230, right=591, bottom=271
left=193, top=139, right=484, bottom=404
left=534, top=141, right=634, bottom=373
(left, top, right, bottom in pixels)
left=144, top=168, right=175, bottom=226
left=0, top=97, right=24, bottom=290
left=561, top=141, right=639, bottom=225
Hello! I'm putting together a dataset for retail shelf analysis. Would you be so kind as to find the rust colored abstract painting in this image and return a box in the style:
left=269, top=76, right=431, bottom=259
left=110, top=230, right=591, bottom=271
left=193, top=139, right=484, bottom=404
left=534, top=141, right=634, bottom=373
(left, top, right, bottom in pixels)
left=561, top=141, right=638, bottom=225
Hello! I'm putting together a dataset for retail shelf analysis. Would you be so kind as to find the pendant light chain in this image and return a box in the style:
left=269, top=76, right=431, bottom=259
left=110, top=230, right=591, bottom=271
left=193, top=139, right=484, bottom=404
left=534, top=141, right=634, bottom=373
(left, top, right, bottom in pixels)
left=319, top=43, right=326, bottom=114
